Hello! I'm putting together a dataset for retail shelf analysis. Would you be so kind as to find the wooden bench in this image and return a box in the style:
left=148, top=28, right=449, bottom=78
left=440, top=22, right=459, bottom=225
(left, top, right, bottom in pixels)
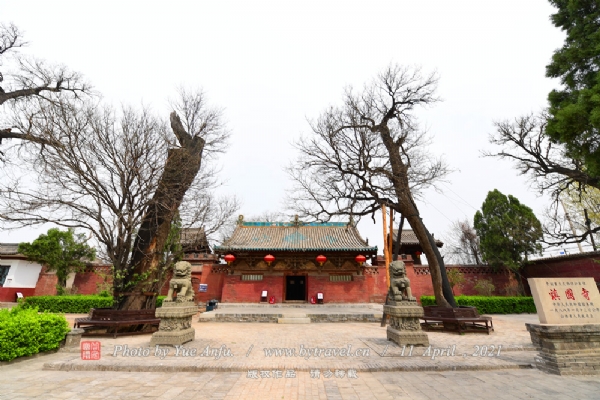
left=74, top=308, right=161, bottom=338
left=420, top=306, right=494, bottom=335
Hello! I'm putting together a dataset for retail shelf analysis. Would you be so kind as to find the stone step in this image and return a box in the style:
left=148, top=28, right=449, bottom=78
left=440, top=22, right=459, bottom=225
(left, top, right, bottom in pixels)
left=280, top=313, right=307, bottom=318
left=277, top=317, right=311, bottom=324
left=278, top=314, right=310, bottom=324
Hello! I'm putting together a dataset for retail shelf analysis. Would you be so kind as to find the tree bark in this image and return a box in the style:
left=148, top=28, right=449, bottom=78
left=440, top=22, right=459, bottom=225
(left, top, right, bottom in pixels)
left=425, top=227, right=457, bottom=307
left=117, top=112, right=205, bottom=310
left=377, top=123, right=453, bottom=307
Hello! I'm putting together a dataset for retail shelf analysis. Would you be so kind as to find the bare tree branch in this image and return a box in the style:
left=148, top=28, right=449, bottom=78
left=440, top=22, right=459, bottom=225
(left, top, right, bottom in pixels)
left=287, top=64, right=454, bottom=307
left=0, top=88, right=238, bottom=310
left=0, top=23, right=91, bottom=154
left=485, top=112, right=600, bottom=246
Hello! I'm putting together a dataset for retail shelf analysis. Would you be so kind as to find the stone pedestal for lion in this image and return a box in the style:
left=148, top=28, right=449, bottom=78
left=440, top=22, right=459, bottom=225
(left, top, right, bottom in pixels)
left=150, top=261, right=197, bottom=346
left=385, top=261, right=429, bottom=347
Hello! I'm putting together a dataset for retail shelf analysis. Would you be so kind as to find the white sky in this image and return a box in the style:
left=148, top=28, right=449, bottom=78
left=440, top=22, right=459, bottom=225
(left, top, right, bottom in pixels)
left=1, top=0, right=588, bottom=260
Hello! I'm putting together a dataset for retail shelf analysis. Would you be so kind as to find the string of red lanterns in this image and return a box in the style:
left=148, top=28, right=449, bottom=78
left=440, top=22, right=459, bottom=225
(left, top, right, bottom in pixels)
left=225, top=253, right=367, bottom=267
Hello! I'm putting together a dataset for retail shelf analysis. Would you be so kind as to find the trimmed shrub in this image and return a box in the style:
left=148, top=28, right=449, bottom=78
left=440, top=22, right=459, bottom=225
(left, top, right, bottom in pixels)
left=21, top=295, right=168, bottom=313
left=20, top=295, right=114, bottom=313
left=420, top=295, right=536, bottom=314
left=473, top=279, right=495, bottom=296
left=0, top=307, right=69, bottom=361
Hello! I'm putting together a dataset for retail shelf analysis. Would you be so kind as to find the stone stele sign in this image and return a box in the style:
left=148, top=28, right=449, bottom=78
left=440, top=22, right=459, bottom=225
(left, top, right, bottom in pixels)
left=528, top=277, right=600, bottom=324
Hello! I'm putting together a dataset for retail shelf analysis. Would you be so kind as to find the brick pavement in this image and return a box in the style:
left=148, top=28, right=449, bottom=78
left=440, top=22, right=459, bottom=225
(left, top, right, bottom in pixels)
left=1, top=312, right=599, bottom=399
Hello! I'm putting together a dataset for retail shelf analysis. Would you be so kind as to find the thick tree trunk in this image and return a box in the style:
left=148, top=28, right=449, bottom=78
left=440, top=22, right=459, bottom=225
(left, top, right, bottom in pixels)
left=117, top=113, right=205, bottom=310
left=404, top=213, right=451, bottom=307
left=377, top=123, right=453, bottom=307
left=425, top=227, right=457, bottom=307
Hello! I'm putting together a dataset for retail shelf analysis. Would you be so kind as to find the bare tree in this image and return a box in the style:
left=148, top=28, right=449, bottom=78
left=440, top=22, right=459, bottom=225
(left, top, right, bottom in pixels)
left=0, top=89, right=237, bottom=310
left=0, top=23, right=90, bottom=155
left=288, top=64, right=454, bottom=307
left=442, top=219, right=483, bottom=265
left=486, top=112, right=600, bottom=246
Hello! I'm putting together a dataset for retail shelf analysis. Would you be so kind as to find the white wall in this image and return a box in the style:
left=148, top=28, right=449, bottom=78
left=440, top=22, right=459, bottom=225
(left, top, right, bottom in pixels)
left=0, top=260, right=43, bottom=288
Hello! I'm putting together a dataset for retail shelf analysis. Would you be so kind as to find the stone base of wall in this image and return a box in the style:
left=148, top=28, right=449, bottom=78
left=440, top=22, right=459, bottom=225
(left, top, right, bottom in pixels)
left=526, top=323, right=600, bottom=375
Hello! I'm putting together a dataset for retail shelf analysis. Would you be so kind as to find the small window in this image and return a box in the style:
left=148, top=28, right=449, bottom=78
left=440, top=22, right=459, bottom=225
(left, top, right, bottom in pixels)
left=241, top=274, right=263, bottom=281
left=330, top=274, right=352, bottom=282
left=0, top=265, right=10, bottom=286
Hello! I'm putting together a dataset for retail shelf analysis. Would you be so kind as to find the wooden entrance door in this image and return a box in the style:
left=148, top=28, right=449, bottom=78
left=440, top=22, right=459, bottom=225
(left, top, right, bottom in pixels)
left=285, top=275, right=306, bottom=301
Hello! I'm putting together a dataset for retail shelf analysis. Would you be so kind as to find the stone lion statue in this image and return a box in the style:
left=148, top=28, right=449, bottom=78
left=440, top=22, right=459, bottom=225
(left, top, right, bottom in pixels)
left=166, top=261, right=194, bottom=303
left=389, top=260, right=416, bottom=302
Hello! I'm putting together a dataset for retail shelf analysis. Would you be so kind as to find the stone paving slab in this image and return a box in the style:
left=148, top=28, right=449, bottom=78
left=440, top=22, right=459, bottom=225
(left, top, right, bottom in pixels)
left=3, top=364, right=600, bottom=399
left=44, top=314, right=540, bottom=373
left=3, top=313, right=600, bottom=399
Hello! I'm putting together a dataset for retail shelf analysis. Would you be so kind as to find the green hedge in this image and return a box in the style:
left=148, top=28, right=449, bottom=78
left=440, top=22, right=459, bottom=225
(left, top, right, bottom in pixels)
left=20, top=295, right=114, bottom=313
left=420, top=295, right=537, bottom=314
left=0, top=307, right=69, bottom=361
left=21, top=295, right=167, bottom=313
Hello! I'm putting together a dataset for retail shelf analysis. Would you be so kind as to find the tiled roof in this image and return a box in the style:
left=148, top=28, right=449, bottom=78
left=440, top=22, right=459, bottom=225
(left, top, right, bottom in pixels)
left=0, top=243, right=19, bottom=255
left=214, top=222, right=377, bottom=253
left=392, top=229, right=443, bottom=247
left=179, top=228, right=210, bottom=252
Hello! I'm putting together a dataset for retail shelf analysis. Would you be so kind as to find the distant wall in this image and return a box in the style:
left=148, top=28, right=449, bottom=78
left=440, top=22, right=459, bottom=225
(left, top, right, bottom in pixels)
left=406, top=264, right=512, bottom=299
left=521, top=253, right=600, bottom=295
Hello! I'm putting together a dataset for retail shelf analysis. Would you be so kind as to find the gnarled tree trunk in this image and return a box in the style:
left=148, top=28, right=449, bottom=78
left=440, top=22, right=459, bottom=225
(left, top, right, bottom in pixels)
left=378, top=123, right=454, bottom=307
left=117, top=112, right=205, bottom=310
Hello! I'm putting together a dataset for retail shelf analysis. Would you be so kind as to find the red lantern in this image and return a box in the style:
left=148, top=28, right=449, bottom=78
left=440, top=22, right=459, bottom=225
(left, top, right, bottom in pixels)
left=224, top=254, right=236, bottom=265
left=415, top=251, right=422, bottom=257
left=355, top=254, right=367, bottom=264
left=316, top=254, right=327, bottom=266
left=264, top=254, right=275, bottom=266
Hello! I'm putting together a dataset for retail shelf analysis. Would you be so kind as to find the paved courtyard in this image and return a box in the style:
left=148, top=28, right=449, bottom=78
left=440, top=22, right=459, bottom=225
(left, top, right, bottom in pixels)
left=1, top=311, right=600, bottom=399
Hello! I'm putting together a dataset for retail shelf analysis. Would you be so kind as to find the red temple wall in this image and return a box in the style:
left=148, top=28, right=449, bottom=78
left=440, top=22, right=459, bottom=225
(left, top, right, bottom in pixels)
left=0, top=287, right=36, bottom=302
left=406, top=264, right=513, bottom=299
left=33, top=266, right=59, bottom=296
left=24, top=253, right=600, bottom=304
left=194, top=265, right=226, bottom=303
left=220, top=266, right=388, bottom=303
left=221, top=275, right=285, bottom=303
left=521, top=255, right=600, bottom=294
left=72, top=266, right=112, bottom=295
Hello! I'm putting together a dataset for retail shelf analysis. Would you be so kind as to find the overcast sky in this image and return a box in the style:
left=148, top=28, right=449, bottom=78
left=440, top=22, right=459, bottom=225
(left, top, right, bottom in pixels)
left=1, top=0, right=587, bottom=260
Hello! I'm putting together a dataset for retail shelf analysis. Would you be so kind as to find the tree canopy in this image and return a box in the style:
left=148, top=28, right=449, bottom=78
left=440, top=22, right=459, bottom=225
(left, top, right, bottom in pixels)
left=474, top=189, right=543, bottom=272
left=18, top=228, right=95, bottom=293
left=546, top=0, right=600, bottom=178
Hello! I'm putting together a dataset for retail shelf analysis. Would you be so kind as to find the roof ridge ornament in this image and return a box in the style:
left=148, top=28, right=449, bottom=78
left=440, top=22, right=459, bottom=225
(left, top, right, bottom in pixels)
left=291, top=215, right=304, bottom=228
left=237, top=215, right=244, bottom=226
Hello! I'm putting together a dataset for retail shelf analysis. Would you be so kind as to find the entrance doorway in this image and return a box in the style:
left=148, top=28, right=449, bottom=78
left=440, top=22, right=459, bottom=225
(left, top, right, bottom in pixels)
left=285, top=275, right=306, bottom=301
